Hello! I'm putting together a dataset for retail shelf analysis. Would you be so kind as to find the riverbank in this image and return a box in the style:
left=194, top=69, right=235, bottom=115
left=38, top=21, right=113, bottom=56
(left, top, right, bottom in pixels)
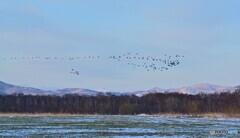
left=0, top=113, right=240, bottom=118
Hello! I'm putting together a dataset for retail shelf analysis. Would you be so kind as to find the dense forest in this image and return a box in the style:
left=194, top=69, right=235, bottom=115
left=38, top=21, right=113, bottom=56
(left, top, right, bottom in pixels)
left=0, top=89, right=240, bottom=115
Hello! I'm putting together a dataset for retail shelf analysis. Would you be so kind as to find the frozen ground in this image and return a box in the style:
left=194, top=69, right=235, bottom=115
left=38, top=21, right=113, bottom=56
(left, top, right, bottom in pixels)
left=0, top=115, right=239, bottom=137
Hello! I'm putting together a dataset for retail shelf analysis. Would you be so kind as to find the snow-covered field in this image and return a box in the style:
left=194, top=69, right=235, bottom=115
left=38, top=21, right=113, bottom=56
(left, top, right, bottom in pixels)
left=0, top=115, right=239, bottom=137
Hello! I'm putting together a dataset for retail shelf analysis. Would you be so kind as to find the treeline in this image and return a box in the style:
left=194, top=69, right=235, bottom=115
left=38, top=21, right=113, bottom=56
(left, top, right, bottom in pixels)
left=0, top=89, right=240, bottom=115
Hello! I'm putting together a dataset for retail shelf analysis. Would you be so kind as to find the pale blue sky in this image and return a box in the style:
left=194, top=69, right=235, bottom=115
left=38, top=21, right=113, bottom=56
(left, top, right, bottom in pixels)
left=0, top=0, right=240, bottom=91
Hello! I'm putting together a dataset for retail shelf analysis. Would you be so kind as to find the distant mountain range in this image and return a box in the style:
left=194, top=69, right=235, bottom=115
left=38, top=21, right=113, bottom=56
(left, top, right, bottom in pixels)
left=0, top=81, right=239, bottom=97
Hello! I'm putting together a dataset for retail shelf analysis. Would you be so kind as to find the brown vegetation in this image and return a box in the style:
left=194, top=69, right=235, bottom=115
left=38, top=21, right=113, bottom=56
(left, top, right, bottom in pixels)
left=0, top=89, right=239, bottom=115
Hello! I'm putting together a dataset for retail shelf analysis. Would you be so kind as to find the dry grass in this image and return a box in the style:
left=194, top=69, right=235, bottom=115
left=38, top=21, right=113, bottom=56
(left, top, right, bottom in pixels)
left=152, top=113, right=240, bottom=118
left=0, top=113, right=240, bottom=118
left=0, top=113, right=95, bottom=117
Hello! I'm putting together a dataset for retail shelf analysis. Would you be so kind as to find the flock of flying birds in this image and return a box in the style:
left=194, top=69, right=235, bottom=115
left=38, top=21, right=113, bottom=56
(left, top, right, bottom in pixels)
left=108, top=53, right=183, bottom=72
left=2, top=53, right=184, bottom=76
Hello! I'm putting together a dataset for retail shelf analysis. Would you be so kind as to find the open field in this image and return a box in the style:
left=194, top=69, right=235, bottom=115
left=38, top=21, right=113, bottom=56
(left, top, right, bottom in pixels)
left=0, top=115, right=239, bottom=137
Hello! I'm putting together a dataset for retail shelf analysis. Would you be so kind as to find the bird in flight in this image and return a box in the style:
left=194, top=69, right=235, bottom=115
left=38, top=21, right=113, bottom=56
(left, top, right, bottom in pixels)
left=2, top=53, right=184, bottom=74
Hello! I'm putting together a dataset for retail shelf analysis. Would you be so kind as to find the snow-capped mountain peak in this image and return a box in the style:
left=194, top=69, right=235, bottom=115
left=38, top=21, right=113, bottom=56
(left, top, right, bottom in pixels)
left=0, top=81, right=52, bottom=95
left=148, top=87, right=165, bottom=92
left=175, top=83, right=230, bottom=94
left=0, top=81, right=238, bottom=97
left=135, top=83, right=237, bottom=96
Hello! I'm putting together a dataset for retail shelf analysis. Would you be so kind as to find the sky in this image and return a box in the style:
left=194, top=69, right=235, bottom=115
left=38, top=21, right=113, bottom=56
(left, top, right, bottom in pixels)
left=0, top=0, right=240, bottom=91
